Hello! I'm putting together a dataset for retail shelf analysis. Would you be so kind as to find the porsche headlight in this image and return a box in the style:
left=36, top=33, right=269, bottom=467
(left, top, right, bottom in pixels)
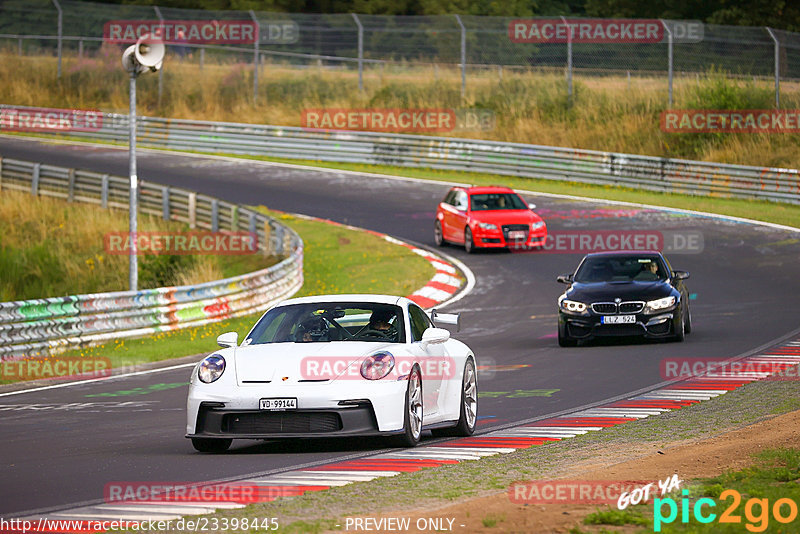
left=477, top=222, right=498, bottom=230
left=559, top=298, right=588, bottom=314
left=646, top=296, right=677, bottom=312
left=531, top=221, right=546, bottom=230
left=198, top=354, right=225, bottom=383
left=360, top=351, right=395, bottom=380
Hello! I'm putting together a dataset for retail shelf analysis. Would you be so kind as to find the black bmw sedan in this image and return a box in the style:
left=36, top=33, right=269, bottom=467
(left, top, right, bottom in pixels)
left=556, top=251, right=691, bottom=347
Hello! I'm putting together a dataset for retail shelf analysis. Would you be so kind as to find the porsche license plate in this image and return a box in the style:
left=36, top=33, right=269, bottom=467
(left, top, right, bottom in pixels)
left=259, top=398, right=297, bottom=411
left=602, top=315, right=636, bottom=324
left=508, top=230, right=527, bottom=240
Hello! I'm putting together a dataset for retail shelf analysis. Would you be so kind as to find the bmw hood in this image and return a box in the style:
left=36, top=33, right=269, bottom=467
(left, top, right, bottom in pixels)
left=232, top=341, right=396, bottom=385
left=566, top=281, right=674, bottom=303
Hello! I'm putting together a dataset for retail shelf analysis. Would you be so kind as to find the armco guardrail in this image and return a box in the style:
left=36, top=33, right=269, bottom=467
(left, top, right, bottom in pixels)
left=2, top=105, right=797, bottom=204
left=0, top=156, right=303, bottom=361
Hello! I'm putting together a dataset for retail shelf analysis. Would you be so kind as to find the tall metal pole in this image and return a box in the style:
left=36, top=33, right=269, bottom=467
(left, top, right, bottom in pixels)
left=153, top=6, right=164, bottom=107
left=661, top=20, right=673, bottom=108
left=249, top=10, right=259, bottom=105
left=52, top=0, right=62, bottom=78
left=351, top=13, right=364, bottom=92
left=128, top=73, right=138, bottom=291
left=766, top=27, right=780, bottom=109
left=454, top=15, right=466, bottom=99
left=561, top=16, right=572, bottom=103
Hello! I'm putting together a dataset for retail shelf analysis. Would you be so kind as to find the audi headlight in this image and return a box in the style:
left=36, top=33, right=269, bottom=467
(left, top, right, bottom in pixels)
left=531, top=221, right=546, bottom=230
left=198, top=354, right=225, bottom=383
left=559, top=298, right=588, bottom=314
left=646, top=296, right=676, bottom=312
left=360, top=351, right=395, bottom=380
left=477, top=222, right=498, bottom=230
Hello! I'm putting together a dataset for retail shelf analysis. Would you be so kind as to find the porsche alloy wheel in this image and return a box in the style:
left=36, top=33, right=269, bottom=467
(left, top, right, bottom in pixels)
left=433, top=358, right=477, bottom=437
left=434, top=221, right=444, bottom=247
left=395, top=365, right=423, bottom=447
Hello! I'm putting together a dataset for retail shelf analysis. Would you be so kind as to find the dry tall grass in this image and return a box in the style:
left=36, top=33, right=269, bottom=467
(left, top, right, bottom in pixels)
left=1, top=48, right=798, bottom=168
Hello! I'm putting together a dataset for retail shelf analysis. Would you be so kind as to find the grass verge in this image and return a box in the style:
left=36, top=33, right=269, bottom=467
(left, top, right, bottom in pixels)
left=0, top=208, right=435, bottom=384
left=153, top=372, right=800, bottom=533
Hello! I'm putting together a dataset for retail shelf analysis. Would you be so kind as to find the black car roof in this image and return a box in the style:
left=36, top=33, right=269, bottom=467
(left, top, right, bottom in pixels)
left=584, top=250, right=663, bottom=258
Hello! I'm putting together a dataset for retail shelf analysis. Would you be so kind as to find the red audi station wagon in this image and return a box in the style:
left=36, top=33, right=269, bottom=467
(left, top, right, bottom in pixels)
left=434, top=186, right=547, bottom=253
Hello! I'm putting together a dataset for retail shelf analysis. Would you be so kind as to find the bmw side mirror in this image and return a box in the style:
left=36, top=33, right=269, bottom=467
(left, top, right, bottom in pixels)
left=672, top=270, right=690, bottom=280
left=217, top=331, right=238, bottom=348
left=557, top=273, right=574, bottom=284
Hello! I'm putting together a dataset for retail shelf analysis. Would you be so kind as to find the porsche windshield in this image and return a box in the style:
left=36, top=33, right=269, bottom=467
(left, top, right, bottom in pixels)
left=470, top=193, right=527, bottom=211
left=245, top=303, right=406, bottom=344
left=574, top=255, right=667, bottom=283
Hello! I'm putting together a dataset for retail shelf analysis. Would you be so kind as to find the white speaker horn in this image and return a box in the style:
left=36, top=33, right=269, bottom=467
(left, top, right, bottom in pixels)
left=134, top=34, right=165, bottom=72
left=121, top=44, right=139, bottom=73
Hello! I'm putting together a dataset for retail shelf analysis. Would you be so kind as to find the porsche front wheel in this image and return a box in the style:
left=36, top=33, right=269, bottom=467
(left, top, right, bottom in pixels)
left=394, top=365, right=423, bottom=447
left=432, top=358, right=477, bottom=437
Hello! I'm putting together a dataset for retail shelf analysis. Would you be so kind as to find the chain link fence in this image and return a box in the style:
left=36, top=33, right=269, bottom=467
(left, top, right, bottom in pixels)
left=1, top=1, right=800, bottom=106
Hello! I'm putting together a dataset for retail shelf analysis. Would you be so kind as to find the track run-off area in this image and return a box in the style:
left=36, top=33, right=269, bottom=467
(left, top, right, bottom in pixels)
left=1, top=135, right=799, bottom=518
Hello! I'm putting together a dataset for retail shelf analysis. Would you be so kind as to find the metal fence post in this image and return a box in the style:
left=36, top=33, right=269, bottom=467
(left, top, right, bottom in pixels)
left=231, top=205, right=239, bottom=230
left=249, top=10, right=259, bottom=105
left=351, top=13, right=364, bottom=92
left=162, top=186, right=170, bottom=220
left=101, top=174, right=109, bottom=208
left=199, top=47, right=204, bottom=71
left=454, top=15, right=466, bottom=99
left=31, top=164, right=41, bottom=196
left=51, top=0, right=62, bottom=78
left=661, top=20, right=673, bottom=108
left=560, top=16, right=572, bottom=103
left=78, top=40, right=83, bottom=58
left=766, top=27, right=780, bottom=109
left=0, top=157, right=3, bottom=192
left=153, top=7, right=165, bottom=107
left=211, top=198, right=219, bottom=232
left=67, top=168, right=75, bottom=202
left=188, top=192, right=197, bottom=229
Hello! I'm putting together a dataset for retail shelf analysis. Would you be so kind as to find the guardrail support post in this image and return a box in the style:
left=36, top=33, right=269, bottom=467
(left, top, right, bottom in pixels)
left=0, top=157, right=3, bottom=191
left=661, top=20, right=673, bottom=108
left=101, top=174, right=109, bottom=208
left=52, top=0, right=62, bottom=79
left=211, top=199, right=219, bottom=232
left=32, top=163, right=41, bottom=196
left=162, top=186, right=170, bottom=220
left=231, top=205, right=239, bottom=230
left=766, top=27, right=780, bottom=109
left=67, top=168, right=75, bottom=201
left=263, top=221, right=272, bottom=255
left=199, top=48, right=204, bottom=72
left=248, top=213, right=257, bottom=242
left=275, top=223, right=284, bottom=255
left=79, top=40, right=83, bottom=58
left=188, top=193, right=197, bottom=229
left=249, top=10, right=260, bottom=105
left=455, top=15, right=466, bottom=99
left=351, top=13, right=364, bottom=92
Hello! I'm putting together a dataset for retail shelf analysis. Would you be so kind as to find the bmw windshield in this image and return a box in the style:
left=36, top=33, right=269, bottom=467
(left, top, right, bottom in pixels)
left=574, top=255, right=667, bottom=283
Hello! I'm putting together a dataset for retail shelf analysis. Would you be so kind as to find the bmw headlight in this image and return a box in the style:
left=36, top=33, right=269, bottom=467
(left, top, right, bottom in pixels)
left=360, top=351, right=395, bottom=380
left=645, top=296, right=677, bottom=312
left=531, top=221, right=546, bottom=230
left=198, top=354, right=226, bottom=383
left=477, top=222, right=498, bottom=230
left=559, top=298, right=588, bottom=314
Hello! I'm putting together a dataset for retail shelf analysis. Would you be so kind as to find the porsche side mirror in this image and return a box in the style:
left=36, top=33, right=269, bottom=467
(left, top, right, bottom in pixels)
left=421, top=327, right=450, bottom=347
left=672, top=270, right=690, bottom=280
left=557, top=273, right=574, bottom=284
left=217, top=331, right=238, bottom=348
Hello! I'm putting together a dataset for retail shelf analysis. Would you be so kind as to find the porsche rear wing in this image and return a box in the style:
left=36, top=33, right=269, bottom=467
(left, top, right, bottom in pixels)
left=431, top=309, right=461, bottom=332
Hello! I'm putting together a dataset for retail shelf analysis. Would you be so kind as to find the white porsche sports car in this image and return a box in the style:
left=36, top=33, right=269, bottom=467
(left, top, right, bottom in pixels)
left=186, top=295, right=477, bottom=452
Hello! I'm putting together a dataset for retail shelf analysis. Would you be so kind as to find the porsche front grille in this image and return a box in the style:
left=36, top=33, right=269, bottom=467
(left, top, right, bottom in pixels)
left=223, top=412, right=342, bottom=434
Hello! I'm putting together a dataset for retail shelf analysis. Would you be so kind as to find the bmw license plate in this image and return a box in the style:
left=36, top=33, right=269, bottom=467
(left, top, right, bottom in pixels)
left=508, top=231, right=526, bottom=240
left=259, top=398, right=297, bottom=411
left=602, top=315, right=636, bottom=324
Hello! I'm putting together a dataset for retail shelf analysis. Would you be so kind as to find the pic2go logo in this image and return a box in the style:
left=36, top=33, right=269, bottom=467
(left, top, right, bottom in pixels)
left=654, top=489, right=799, bottom=532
